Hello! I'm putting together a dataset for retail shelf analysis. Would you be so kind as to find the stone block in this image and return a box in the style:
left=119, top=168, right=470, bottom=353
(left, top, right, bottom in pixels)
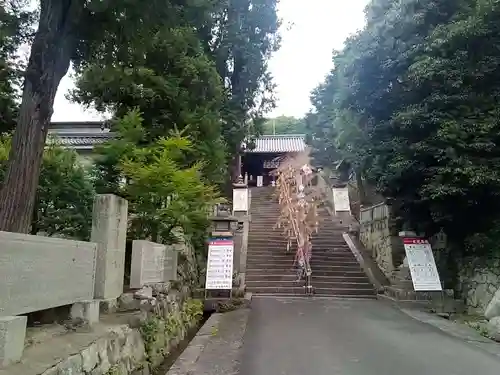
left=0, top=231, right=96, bottom=316
left=130, top=241, right=177, bottom=289
left=131, top=240, right=166, bottom=288
left=99, top=298, right=118, bottom=314
left=71, top=300, right=100, bottom=325
left=164, top=245, right=178, bottom=282
left=91, top=194, right=128, bottom=299
left=485, top=288, right=500, bottom=319
left=0, top=316, right=27, bottom=368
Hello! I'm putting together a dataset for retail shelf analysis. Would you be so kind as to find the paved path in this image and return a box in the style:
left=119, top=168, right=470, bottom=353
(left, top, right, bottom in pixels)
left=239, top=297, right=500, bottom=375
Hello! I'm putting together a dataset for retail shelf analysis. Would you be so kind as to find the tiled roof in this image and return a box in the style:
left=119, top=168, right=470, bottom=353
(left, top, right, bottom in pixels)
left=244, top=134, right=306, bottom=153
left=47, top=133, right=115, bottom=149
left=47, top=121, right=114, bottom=149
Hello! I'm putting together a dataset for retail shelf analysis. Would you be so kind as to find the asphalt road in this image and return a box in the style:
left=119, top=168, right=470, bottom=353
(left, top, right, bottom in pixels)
left=239, top=297, right=500, bottom=375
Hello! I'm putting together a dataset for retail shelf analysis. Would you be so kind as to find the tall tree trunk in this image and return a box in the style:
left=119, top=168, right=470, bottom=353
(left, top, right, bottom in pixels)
left=0, top=0, right=80, bottom=233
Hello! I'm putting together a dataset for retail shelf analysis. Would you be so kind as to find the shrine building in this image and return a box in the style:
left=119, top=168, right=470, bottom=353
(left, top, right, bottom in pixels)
left=241, top=134, right=307, bottom=186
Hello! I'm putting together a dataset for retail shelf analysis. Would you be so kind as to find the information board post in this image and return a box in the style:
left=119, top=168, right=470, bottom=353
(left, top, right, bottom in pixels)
left=205, top=234, right=234, bottom=300
left=400, top=232, right=443, bottom=295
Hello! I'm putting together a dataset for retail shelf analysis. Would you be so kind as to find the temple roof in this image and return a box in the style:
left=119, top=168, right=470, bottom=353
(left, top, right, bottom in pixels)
left=244, top=134, right=307, bottom=153
left=48, top=121, right=114, bottom=150
left=47, top=122, right=307, bottom=153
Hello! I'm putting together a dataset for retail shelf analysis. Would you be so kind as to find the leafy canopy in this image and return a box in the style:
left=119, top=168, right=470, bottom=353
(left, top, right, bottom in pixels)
left=307, top=0, right=500, bottom=252
left=93, top=110, right=223, bottom=245
left=0, top=133, right=95, bottom=239
left=262, top=116, right=307, bottom=135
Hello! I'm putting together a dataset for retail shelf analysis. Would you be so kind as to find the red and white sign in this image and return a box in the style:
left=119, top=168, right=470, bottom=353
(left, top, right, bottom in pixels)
left=205, top=239, right=234, bottom=290
left=402, top=238, right=442, bottom=291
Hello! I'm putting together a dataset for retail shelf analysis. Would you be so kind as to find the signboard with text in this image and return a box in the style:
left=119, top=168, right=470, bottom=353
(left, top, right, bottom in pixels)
left=232, top=188, right=249, bottom=212
left=332, top=187, right=350, bottom=212
left=403, top=238, right=442, bottom=291
left=263, top=160, right=280, bottom=169
left=205, top=238, right=234, bottom=290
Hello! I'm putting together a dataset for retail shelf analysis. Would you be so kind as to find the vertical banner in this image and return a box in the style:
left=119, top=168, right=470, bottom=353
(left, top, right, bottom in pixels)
left=205, top=238, right=234, bottom=290
left=403, top=238, right=442, bottom=291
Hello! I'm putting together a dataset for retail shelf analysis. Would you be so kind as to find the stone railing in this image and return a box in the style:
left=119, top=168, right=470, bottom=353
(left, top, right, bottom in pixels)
left=0, top=193, right=186, bottom=368
left=0, top=233, right=97, bottom=318
left=359, top=202, right=404, bottom=279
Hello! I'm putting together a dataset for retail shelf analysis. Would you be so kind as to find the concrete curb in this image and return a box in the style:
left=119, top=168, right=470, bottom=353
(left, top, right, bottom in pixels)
left=400, top=308, right=500, bottom=358
left=165, top=314, right=224, bottom=375
left=165, top=298, right=252, bottom=374
left=203, top=291, right=252, bottom=311
left=342, top=232, right=389, bottom=292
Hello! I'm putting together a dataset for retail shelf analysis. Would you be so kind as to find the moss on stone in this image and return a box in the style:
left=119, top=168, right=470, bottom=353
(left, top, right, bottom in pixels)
left=215, top=298, right=245, bottom=313
left=139, top=298, right=203, bottom=369
left=106, top=364, right=125, bottom=375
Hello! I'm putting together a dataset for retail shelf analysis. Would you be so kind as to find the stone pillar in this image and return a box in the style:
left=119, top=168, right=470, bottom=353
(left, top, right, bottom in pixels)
left=0, top=316, right=27, bottom=368
left=393, top=231, right=417, bottom=289
left=232, top=178, right=250, bottom=290
left=256, top=175, right=263, bottom=187
left=91, top=194, right=128, bottom=300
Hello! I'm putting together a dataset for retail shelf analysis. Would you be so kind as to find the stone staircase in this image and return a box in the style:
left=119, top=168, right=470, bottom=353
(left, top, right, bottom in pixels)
left=245, top=187, right=376, bottom=298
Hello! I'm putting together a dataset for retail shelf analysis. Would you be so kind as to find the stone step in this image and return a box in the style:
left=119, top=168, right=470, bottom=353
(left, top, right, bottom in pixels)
left=247, top=286, right=376, bottom=296
left=247, top=254, right=359, bottom=267
left=247, top=245, right=353, bottom=251
left=248, top=233, right=347, bottom=239
left=252, top=293, right=377, bottom=299
left=246, top=254, right=355, bottom=261
left=248, top=227, right=346, bottom=232
left=245, top=263, right=364, bottom=272
left=248, top=240, right=349, bottom=247
left=247, top=247, right=351, bottom=254
left=246, top=264, right=362, bottom=272
left=250, top=241, right=350, bottom=248
left=246, top=259, right=358, bottom=266
left=246, top=280, right=373, bottom=289
left=247, top=249, right=354, bottom=255
left=245, top=273, right=371, bottom=282
left=245, top=268, right=368, bottom=277
left=246, top=251, right=355, bottom=258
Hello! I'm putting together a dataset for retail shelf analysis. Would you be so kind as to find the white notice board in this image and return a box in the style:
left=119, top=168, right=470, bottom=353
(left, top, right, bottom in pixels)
left=205, top=238, right=234, bottom=290
left=403, top=238, right=442, bottom=291
left=233, top=188, right=248, bottom=212
left=332, top=187, right=351, bottom=212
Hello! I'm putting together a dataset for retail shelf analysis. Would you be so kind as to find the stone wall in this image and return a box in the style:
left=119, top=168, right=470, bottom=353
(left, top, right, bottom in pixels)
left=459, top=258, right=500, bottom=315
left=359, top=203, right=402, bottom=279
left=0, top=284, right=203, bottom=375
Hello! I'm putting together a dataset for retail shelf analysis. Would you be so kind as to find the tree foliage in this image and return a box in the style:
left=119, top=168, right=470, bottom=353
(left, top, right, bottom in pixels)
left=262, top=116, right=307, bottom=135
left=0, top=134, right=94, bottom=239
left=0, top=0, right=279, bottom=232
left=307, top=0, right=500, bottom=253
left=207, top=0, right=281, bottom=151
left=72, top=0, right=281, bottom=182
left=70, top=1, right=227, bottom=184
left=0, top=0, right=33, bottom=132
left=93, top=110, right=223, bottom=247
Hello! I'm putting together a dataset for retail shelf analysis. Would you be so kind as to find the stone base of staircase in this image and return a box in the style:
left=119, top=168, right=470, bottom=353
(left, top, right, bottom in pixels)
left=378, top=286, right=465, bottom=313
